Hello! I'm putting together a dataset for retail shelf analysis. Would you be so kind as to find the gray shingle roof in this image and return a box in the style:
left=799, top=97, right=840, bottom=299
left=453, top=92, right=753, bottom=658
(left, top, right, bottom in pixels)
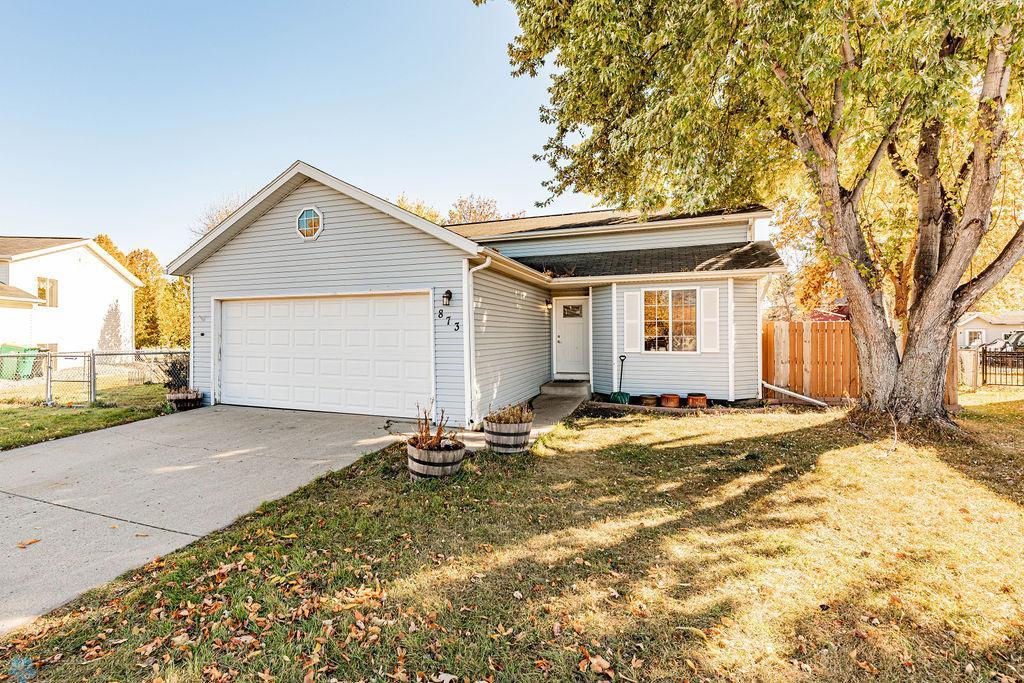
left=0, top=236, right=85, bottom=257
left=964, top=311, right=1024, bottom=326
left=449, top=205, right=770, bottom=239
left=513, top=241, right=783, bottom=278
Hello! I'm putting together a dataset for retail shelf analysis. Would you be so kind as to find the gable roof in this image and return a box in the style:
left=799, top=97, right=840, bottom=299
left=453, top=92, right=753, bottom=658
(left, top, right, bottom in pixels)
left=0, top=236, right=142, bottom=288
left=513, top=241, right=783, bottom=278
left=958, top=311, right=1024, bottom=326
left=0, top=282, right=42, bottom=303
left=449, top=205, right=771, bottom=240
left=167, top=161, right=482, bottom=276
left=0, top=236, right=86, bottom=258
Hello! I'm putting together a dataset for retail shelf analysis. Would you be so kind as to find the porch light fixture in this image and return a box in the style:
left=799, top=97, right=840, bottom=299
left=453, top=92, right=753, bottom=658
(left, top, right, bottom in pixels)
left=442, top=289, right=453, bottom=306
left=545, top=299, right=552, bottom=310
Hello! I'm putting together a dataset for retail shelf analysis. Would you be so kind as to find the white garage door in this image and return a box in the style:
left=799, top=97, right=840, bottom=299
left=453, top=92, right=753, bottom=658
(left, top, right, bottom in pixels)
left=219, top=294, right=432, bottom=417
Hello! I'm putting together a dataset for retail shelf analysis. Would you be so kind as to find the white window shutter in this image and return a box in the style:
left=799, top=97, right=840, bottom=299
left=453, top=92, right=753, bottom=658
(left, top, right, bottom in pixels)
left=623, top=291, right=642, bottom=352
left=700, top=288, right=720, bottom=352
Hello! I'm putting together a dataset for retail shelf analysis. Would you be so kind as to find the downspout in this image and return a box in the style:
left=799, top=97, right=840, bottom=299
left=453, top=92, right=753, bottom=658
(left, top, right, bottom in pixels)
left=465, top=256, right=492, bottom=427
left=761, top=381, right=828, bottom=408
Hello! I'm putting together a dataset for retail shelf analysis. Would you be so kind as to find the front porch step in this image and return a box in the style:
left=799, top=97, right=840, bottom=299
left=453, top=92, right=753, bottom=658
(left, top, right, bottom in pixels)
left=540, top=380, right=591, bottom=398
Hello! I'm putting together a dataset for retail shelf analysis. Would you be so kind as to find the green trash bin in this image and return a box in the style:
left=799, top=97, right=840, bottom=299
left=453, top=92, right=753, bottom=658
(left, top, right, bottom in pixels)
left=16, top=347, right=38, bottom=378
left=0, top=344, right=23, bottom=380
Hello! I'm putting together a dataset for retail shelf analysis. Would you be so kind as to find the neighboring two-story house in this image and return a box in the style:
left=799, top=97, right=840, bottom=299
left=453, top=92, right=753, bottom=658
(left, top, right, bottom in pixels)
left=168, top=161, right=785, bottom=427
left=0, top=236, right=142, bottom=354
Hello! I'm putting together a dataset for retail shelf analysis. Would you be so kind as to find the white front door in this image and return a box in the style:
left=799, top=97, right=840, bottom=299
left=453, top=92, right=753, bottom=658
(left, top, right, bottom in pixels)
left=554, top=296, right=589, bottom=376
left=219, top=294, right=432, bottom=417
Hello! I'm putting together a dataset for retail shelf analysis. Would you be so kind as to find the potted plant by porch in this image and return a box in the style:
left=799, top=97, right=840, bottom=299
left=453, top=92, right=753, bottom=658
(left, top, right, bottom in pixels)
left=166, top=388, right=203, bottom=411
left=159, top=355, right=202, bottom=411
left=483, top=403, right=534, bottom=454
left=407, top=406, right=465, bottom=481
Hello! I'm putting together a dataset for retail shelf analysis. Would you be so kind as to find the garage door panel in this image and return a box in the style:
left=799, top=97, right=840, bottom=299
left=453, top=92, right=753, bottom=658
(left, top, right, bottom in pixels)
left=220, top=294, right=431, bottom=417
left=346, top=330, right=370, bottom=348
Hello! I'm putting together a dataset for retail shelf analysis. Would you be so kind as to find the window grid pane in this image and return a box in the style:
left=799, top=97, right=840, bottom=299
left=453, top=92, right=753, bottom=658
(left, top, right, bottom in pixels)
left=670, top=289, right=697, bottom=352
left=643, top=289, right=670, bottom=351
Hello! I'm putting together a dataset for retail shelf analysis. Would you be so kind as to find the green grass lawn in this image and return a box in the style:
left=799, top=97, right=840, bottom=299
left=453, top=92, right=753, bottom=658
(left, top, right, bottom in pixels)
left=0, top=384, right=168, bottom=451
left=3, top=389, right=1024, bottom=681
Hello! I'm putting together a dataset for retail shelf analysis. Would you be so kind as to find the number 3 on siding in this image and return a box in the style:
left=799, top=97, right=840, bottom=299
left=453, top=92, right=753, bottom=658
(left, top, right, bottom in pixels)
left=437, top=309, right=460, bottom=331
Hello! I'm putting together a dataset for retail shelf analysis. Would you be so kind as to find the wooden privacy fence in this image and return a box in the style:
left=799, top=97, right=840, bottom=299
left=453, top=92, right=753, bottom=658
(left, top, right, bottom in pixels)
left=762, top=321, right=958, bottom=407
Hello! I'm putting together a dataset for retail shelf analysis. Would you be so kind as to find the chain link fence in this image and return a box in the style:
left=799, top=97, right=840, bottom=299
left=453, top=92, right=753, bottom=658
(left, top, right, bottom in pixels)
left=0, top=350, right=189, bottom=407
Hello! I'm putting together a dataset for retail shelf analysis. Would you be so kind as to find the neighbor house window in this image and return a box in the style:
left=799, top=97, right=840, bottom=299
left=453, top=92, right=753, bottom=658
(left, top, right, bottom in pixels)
left=643, top=288, right=697, bottom=352
left=966, top=329, right=985, bottom=346
left=296, top=207, right=323, bottom=240
left=36, top=277, right=58, bottom=307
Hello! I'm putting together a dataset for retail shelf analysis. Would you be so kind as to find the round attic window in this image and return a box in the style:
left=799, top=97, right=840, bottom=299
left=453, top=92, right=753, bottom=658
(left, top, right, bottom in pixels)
left=296, top=207, right=323, bottom=240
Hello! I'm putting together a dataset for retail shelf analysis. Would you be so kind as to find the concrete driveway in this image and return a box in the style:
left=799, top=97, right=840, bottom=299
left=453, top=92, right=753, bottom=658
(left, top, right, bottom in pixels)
left=0, top=405, right=398, bottom=634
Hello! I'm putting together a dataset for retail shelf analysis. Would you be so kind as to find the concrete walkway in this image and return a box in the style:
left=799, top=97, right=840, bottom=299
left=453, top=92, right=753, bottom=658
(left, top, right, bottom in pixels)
left=385, top=395, right=583, bottom=450
left=460, top=395, right=583, bottom=450
left=0, top=406, right=397, bottom=634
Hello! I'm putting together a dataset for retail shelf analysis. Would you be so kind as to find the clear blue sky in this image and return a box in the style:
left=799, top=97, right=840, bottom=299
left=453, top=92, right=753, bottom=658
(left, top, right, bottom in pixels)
left=0, top=1, right=598, bottom=263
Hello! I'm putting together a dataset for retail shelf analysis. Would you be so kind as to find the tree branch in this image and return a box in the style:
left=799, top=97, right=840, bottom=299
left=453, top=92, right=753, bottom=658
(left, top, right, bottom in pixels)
left=886, top=139, right=918, bottom=192
left=953, top=222, right=1024, bottom=315
left=825, top=21, right=858, bottom=146
left=850, top=93, right=913, bottom=207
left=768, top=56, right=832, bottom=159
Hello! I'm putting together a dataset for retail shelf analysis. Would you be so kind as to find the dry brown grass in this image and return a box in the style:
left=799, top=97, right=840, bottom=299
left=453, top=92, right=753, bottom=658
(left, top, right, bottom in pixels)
left=2, top=395, right=1023, bottom=681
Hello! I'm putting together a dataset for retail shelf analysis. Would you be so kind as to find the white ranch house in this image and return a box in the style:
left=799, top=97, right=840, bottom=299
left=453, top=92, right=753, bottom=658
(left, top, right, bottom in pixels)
left=956, top=311, right=1024, bottom=347
left=168, top=161, right=784, bottom=428
left=0, top=236, right=141, bottom=354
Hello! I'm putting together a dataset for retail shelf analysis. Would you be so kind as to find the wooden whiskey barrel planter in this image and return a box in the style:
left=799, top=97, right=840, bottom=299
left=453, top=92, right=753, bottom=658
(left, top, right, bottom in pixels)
left=407, top=442, right=465, bottom=481
left=167, top=390, right=203, bottom=411
left=660, top=393, right=681, bottom=408
left=686, top=393, right=708, bottom=408
left=639, top=394, right=658, bottom=407
left=483, top=420, right=534, bottom=454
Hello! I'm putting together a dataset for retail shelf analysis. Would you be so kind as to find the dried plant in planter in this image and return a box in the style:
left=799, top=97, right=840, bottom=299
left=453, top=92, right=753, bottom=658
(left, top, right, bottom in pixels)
left=408, top=403, right=464, bottom=451
left=484, top=403, right=534, bottom=424
left=483, top=403, right=535, bottom=455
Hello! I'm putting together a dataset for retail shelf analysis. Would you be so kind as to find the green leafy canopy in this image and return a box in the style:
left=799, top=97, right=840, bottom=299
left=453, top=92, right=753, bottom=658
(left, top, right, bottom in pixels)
left=487, top=0, right=1022, bottom=212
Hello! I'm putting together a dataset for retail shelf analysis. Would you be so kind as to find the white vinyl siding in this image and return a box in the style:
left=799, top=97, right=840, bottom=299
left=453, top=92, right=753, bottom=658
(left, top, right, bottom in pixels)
left=957, top=320, right=1024, bottom=347
left=613, top=279, right=759, bottom=401
left=732, top=280, right=759, bottom=398
left=484, top=222, right=750, bottom=257
left=471, top=268, right=551, bottom=421
left=191, top=179, right=468, bottom=424
left=3, top=244, right=135, bottom=352
left=591, top=285, right=613, bottom=392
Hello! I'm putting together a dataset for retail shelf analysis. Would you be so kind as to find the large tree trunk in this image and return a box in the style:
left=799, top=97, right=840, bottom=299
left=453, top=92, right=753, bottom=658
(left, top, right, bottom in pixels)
left=829, top=206, right=903, bottom=413
left=890, top=324, right=954, bottom=423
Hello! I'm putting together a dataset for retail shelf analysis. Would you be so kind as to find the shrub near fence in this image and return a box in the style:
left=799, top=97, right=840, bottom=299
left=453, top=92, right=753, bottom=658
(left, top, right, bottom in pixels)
left=0, top=349, right=188, bottom=407
left=762, top=321, right=958, bottom=407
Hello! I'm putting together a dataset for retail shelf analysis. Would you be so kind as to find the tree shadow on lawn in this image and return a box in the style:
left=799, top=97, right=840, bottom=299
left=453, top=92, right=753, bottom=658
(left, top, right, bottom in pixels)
left=778, top=567, right=1024, bottom=682
left=8, top=409, right=1024, bottom=682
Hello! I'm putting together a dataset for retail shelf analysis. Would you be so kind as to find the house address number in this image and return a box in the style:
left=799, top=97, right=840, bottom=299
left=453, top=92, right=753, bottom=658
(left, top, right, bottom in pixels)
left=438, top=309, right=460, bottom=331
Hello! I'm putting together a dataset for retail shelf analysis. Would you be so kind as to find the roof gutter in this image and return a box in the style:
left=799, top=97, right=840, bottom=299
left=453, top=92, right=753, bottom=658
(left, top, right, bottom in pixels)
left=477, top=247, right=552, bottom=286
left=547, top=265, right=788, bottom=287
left=473, top=210, right=774, bottom=243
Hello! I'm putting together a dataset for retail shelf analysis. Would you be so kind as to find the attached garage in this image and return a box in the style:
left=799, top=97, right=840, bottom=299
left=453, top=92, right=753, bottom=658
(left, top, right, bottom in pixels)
left=218, top=293, right=432, bottom=417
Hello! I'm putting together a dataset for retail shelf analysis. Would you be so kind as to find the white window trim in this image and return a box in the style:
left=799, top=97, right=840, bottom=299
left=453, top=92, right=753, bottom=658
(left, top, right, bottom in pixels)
left=638, top=286, right=700, bottom=355
left=966, top=328, right=986, bottom=345
left=295, top=206, right=324, bottom=241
